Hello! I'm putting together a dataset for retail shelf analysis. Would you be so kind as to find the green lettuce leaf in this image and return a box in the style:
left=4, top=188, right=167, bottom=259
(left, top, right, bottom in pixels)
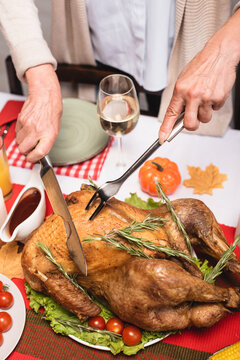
left=125, top=193, right=163, bottom=209
left=25, top=282, right=175, bottom=356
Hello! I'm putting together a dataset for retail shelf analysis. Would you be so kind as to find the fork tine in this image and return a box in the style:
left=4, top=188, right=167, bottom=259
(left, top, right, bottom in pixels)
left=85, top=190, right=100, bottom=210
left=89, top=200, right=106, bottom=221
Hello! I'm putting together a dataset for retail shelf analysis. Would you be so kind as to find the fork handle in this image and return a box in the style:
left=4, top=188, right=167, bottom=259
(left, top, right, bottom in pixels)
left=117, top=112, right=184, bottom=183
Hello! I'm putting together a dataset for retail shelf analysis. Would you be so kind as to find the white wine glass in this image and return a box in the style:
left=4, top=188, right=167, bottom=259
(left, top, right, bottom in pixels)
left=97, top=74, right=140, bottom=167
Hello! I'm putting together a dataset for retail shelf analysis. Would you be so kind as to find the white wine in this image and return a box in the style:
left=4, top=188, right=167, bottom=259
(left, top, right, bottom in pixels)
left=98, top=95, right=139, bottom=137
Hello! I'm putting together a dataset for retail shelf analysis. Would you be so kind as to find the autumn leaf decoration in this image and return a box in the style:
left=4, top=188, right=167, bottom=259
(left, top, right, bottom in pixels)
left=183, top=163, right=227, bottom=195
left=0, top=242, right=24, bottom=279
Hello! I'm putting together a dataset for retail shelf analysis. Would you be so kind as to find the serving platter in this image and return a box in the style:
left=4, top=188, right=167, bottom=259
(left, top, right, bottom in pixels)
left=0, top=274, right=26, bottom=360
left=49, top=98, right=109, bottom=166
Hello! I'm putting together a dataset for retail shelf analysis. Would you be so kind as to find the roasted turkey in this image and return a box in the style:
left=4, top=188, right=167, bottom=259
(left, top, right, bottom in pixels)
left=21, top=189, right=240, bottom=331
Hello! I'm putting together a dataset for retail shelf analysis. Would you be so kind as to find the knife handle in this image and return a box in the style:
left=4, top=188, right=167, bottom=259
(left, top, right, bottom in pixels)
left=39, top=156, right=52, bottom=176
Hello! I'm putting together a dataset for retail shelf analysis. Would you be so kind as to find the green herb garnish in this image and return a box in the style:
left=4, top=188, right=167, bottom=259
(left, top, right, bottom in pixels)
left=125, top=188, right=240, bottom=284
left=55, top=317, right=121, bottom=340
left=83, top=214, right=198, bottom=264
left=155, top=181, right=194, bottom=256
left=37, top=242, right=92, bottom=300
left=203, top=234, right=240, bottom=283
left=87, top=177, right=98, bottom=189
left=125, top=192, right=163, bottom=209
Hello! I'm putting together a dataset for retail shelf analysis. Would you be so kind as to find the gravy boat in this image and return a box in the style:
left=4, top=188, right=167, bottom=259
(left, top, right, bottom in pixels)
left=0, top=164, right=46, bottom=243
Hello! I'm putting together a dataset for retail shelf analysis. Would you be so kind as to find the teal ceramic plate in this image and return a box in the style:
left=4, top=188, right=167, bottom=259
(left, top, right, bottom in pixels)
left=49, top=98, right=109, bottom=166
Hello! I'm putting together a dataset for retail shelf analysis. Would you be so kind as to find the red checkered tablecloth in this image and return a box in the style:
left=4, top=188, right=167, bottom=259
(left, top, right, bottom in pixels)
left=7, top=137, right=113, bottom=180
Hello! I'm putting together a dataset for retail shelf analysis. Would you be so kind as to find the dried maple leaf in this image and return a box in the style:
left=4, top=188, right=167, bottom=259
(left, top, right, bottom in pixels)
left=0, top=242, right=24, bottom=279
left=183, top=163, right=227, bottom=195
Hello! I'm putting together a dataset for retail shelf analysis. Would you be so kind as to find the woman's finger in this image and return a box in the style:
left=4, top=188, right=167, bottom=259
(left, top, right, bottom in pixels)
left=26, top=137, right=52, bottom=163
left=183, top=100, right=200, bottom=131
left=17, top=133, right=39, bottom=156
left=198, top=103, right=213, bottom=123
left=159, top=93, right=185, bottom=143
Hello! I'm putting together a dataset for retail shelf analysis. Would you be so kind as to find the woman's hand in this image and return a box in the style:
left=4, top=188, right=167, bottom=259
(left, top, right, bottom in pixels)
left=15, top=64, right=62, bottom=162
left=159, top=9, right=240, bottom=143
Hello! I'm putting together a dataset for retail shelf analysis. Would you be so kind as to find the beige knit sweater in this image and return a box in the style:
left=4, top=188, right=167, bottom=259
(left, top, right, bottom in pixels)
left=0, top=0, right=239, bottom=135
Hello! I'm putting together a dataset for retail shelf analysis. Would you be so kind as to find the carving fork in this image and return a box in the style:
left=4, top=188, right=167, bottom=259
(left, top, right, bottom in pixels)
left=85, top=113, right=185, bottom=221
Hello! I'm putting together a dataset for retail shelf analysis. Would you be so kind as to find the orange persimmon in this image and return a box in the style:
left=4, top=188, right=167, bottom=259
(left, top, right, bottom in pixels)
left=139, top=157, right=181, bottom=196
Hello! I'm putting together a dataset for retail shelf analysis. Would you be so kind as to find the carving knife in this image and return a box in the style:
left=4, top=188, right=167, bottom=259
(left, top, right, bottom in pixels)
left=39, top=156, right=87, bottom=276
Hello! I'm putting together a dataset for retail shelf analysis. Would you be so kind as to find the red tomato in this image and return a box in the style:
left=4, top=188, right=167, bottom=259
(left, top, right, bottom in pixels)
left=0, top=282, right=3, bottom=292
left=106, top=317, right=124, bottom=334
left=88, top=316, right=106, bottom=330
left=122, top=325, right=142, bottom=346
left=0, top=332, right=3, bottom=346
left=0, top=312, right=12, bottom=332
left=0, top=291, right=14, bottom=309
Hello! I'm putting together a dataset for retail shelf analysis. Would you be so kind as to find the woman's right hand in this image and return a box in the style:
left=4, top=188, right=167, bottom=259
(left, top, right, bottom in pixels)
left=15, top=63, right=62, bottom=163
left=159, top=8, right=240, bottom=143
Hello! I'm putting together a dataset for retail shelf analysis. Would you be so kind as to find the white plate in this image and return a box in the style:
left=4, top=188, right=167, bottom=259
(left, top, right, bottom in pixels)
left=69, top=333, right=168, bottom=352
left=0, top=274, right=26, bottom=360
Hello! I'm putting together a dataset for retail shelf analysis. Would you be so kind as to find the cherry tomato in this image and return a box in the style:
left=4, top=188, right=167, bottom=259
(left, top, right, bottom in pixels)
left=0, top=312, right=12, bottom=332
left=0, top=291, right=14, bottom=309
left=122, top=325, right=142, bottom=346
left=0, top=332, right=3, bottom=346
left=0, top=281, right=3, bottom=292
left=106, top=317, right=124, bottom=334
left=88, top=316, right=106, bottom=330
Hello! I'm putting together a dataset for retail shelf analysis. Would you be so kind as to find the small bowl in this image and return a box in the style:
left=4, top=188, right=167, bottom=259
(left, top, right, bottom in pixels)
left=0, top=164, right=46, bottom=243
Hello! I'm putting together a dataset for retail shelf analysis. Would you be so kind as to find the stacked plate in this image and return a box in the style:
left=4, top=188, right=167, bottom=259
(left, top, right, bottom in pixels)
left=49, top=98, right=109, bottom=166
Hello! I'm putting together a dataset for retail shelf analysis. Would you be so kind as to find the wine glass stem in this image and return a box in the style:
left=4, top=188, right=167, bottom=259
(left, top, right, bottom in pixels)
left=116, top=136, right=125, bottom=167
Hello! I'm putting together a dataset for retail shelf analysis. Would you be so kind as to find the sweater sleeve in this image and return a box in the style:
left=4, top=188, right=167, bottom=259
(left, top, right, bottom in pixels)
left=0, top=0, right=57, bottom=82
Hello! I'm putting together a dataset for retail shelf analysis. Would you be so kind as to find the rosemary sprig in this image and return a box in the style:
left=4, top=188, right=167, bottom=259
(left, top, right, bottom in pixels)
left=154, top=181, right=240, bottom=282
left=84, top=232, right=197, bottom=263
left=84, top=214, right=166, bottom=245
left=118, top=214, right=167, bottom=232
left=84, top=233, right=153, bottom=259
left=204, top=234, right=240, bottom=283
left=54, top=317, right=121, bottom=340
left=88, top=177, right=98, bottom=189
left=37, top=242, right=92, bottom=300
left=155, top=181, right=194, bottom=257
left=83, top=215, right=197, bottom=264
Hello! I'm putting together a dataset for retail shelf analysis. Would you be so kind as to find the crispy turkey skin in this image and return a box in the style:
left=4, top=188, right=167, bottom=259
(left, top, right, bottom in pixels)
left=21, top=190, right=240, bottom=331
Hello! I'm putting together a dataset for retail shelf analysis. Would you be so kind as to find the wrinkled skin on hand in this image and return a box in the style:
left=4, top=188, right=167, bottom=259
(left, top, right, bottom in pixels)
left=15, top=64, right=62, bottom=163
left=159, top=9, right=240, bottom=142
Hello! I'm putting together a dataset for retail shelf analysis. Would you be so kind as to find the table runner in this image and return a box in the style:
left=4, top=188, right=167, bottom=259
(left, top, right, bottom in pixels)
left=0, top=100, right=113, bottom=180
left=3, top=184, right=240, bottom=360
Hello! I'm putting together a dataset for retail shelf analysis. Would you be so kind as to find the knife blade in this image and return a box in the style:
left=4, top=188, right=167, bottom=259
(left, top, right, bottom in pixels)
left=39, top=156, right=87, bottom=276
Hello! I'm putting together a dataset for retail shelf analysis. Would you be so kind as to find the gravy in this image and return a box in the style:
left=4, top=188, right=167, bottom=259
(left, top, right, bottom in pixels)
left=9, top=188, right=41, bottom=236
